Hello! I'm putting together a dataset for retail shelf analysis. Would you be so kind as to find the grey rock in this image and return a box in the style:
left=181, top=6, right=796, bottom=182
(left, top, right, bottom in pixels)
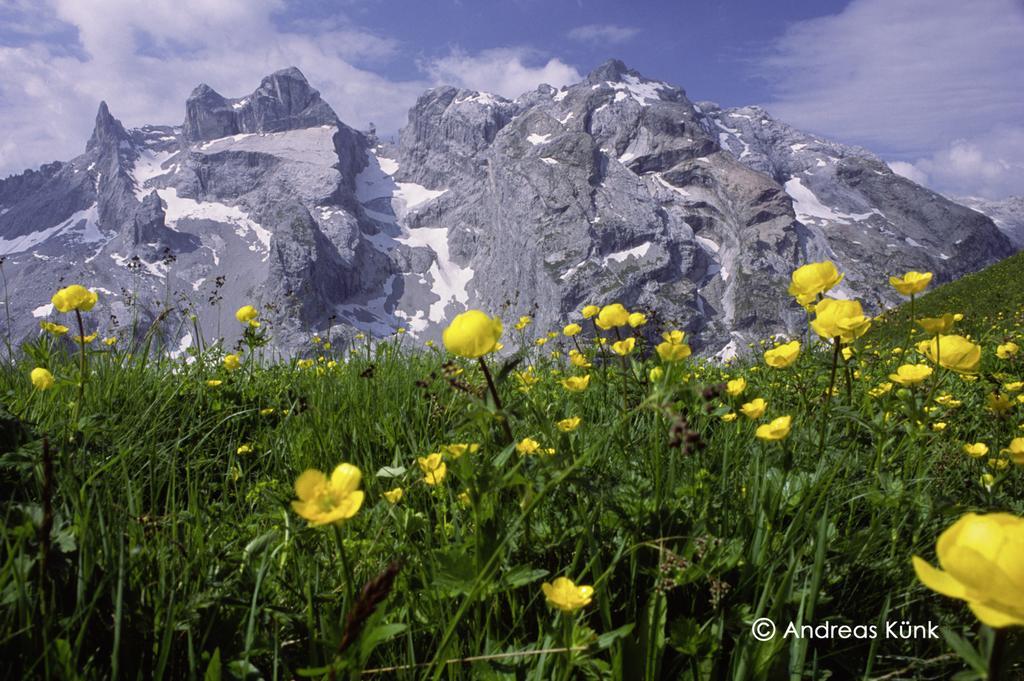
left=953, top=196, right=1024, bottom=249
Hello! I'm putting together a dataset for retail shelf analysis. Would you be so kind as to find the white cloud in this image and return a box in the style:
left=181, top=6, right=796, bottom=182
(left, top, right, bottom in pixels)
left=886, top=161, right=928, bottom=186
left=0, top=0, right=426, bottom=178
left=567, top=24, right=640, bottom=44
left=758, top=0, right=1024, bottom=198
left=421, top=47, right=582, bottom=99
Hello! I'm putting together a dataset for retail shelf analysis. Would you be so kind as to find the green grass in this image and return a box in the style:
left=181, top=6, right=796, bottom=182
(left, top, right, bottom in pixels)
left=2, top=260, right=1024, bottom=680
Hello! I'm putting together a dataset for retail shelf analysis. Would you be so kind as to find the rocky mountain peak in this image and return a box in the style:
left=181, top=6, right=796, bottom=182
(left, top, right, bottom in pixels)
left=586, top=58, right=633, bottom=84
left=86, top=101, right=131, bottom=153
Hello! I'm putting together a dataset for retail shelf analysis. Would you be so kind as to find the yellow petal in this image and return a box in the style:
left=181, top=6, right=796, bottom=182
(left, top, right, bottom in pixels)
left=294, top=469, right=327, bottom=501
left=912, top=556, right=968, bottom=599
left=330, top=463, right=362, bottom=495
left=968, top=601, right=1024, bottom=628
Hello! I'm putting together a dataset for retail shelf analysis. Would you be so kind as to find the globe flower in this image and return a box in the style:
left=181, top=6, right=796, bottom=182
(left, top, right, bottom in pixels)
left=31, top=367, right=55, bottom=390
left=918, top=314, right=957, bottom=335
left=721, top=412, right=738, bottom=422
left=39, top=321, right=69, bottom=336
left=417, top=453, right=447, bottom=485
left=51, top=285, right=98, bottom=313
left=541, top=576, right=594, bottom=613
left=291, top=463, right=365, bottom=526
left=963, top=442, right=989, bottom=458
left=611, top=337, right=636, bottom=356
left=102, top=336, right=117, bottom=346
left=595, top=303, right=630, bottom=330
left=788, top=261, right=844, bottom=299
left=73, top=332, right=98, bottom=344
left=224, top=353, right=242, bottom=371
left=442, top=310, right=503, bottom=358
left=516, top=438, right=541, bottom=455
left=443, top=443, right=480, bottom=459
left=986, top=392, right=1013, bottom=416
left=764, top=340, right=801, bottom=368
left=514, top=315, right=532, bottom=330
left=561, top=375, right=591, bottom=392
left=206, top=379, right=223, bottom=387
left=889, top=364, right=933, bottom=386
left=811, top=298, right=871, bottom=342
left=997, top=342, right=1020, bottom=360
left=755, top=415, right=792, bottom=441
left=912, top=512, right=1024, bottom=627
left=869, top=382, right=893, bottom=397
left=740, top=398, right=767, bottom=419
left=648, top=367, right=664, bottom=382
left=382, top=487, right=403, bottom=504
left=568, top=349, right=591, bottom=368
left=917, top=335, right=981, bottom=374
left=1002, top=438, right=1024, bottom=465
left=726, top=378, right=746, bottom=397
left=563, top=323, right=582, bottom=336
left=581, top=305, right=600, bottom=319
left=889, top=271, right=933, bottom=296
left=656, top=340, right=692, bottom=362
left=557, top=417, right=581, bottom=432
left=628, top=312, right=647, bottom=328
left=235, top=305, right=259, bottom=326
left=236, top=444, right=253, bottom=455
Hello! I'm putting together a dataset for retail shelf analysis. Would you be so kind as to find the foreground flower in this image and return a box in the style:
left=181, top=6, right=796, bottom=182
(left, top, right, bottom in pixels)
left=764, top=340, right=801, bottom=368
left=997, top=342, right=1020, bottom=360
left=291, top=463, right=365, bottom=526
left=557, top=417, right=582, bottom=432
left=912, top=512, right=1024, bottom=627
left=417, top=453, right=447, bottom=485
left=443, top=310, right=503, bottom=358
left=726, top=377, right=746, bottom=397
left=918, top=314, right=957, bottom=335
left=889, top=271, right=933, bottom=296
left=561, top=374, right=591, bottom=392
left=740, top=398, right=767, bottom=419
left=31, top=367, right=54, bottom=391
left=235, top=305, right=259, bottom=326
left=542, top=576, right=594, bottom=613
left=51, top=285, right=98, bottom=313
left=39, top=321, right=69, bottom=336
left=755, top=415, right=792, bottom=441
left=223, top=353, right=242, bottom=371
left=889, top=364, right=933, bottom=386
left=611, top=337, right=636, bottom=356
left=595, top=303, right=630, bottom=330
left=963, top=442, right=989, bottom=458
left=656, top=339, right=692, bottom=362
left=788, top=261, right=843, bottom=299
left=382, top=487, right=403, bottom=504
left=1002, top=438, right=1024, bottom=465
left=811, top=298, right=871, bottom=342
left=917, top=335, right=981, bottom=374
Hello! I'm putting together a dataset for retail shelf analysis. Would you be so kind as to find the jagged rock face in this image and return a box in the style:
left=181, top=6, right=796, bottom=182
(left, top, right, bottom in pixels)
left=0, top=60, right=1016, bottom=357
left=955, top=196, right=1024, bottom=249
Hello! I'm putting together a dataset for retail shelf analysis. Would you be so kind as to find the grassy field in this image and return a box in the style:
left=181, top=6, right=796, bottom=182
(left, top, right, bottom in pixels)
left=2, top=257, right=1024, bottom=680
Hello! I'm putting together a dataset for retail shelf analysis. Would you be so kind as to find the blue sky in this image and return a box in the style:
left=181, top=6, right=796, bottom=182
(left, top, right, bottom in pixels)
left=1, top=0, right=1022, bottom=197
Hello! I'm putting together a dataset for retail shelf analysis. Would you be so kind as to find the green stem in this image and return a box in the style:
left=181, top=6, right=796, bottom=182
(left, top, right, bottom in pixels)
left=333, top=524, right=356, bottom=612
left=478, top=357, right=514, bottom=444
left=817, top=338, right=841, bottom=456
left=989, top=627, right=1006, bottom=681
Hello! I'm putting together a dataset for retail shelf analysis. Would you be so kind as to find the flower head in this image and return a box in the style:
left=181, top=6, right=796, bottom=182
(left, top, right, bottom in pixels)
left=557, top=417, right=581, bottom=432
left=740, top=398, right=767, bottom=419
left=1002, top=438, right=1024, bottom=465
left=417, top=453, right=447, bottom=485
left=31, top=367, right=54, bottom=390
left=656, top=340, right=692, bottom=362
left=383, top=487, right=403, bottom=504
left=563, top=323, right=582, bottom=336
left=561, top=374, right=591, bottom=392
left=811, top=298, right=871, bottom=342
left=755, top=415, right=792, bottom=441
left=889, top=271, right=933, bottom=296
left=788, top=261, right=844, bottom=299
left=726, top=377, right=746, bottom=397
left=51, top=285, right=98, bottom=313
left=611, top=337, right=636, bottom=356
left=224, top=353, right=242, bottom=371
left=291, top=463, right=365, bottom=526
left=442, top=310, right=503, bottom=358
left=764, top=340, right=801, bottom=368
left=581, top=305, right=600, bottom=319
left=918, top=314, right=957, bottom=335
left=235, top=305, right=259, bottom=326
left=514, top=315, right=532, bottom=330
left=39, top=321, right=69, bottom=336
left=963, top=442, right=989, bottom=458
left=913, top=512, right=1024, bottom=627
left=541, top=576, right=594, bottom=613
left=997, top=342, right=1020, bottom=360
left=889, top=364, right=933, bottom=386
left=595, top=303, right=630, bottom=330
left=516, top=438, right=541, bottom=455
left=917, top=335, right=981, bottom=374
left=628, top=312, right=647, bottom=328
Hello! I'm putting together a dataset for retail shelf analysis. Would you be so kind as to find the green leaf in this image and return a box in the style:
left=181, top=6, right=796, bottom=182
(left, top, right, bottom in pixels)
left=375, top=465, right=407, bottom=478
left=203, top=648, right=222, bottom=681
left=596, top=623, right=635, bottom=650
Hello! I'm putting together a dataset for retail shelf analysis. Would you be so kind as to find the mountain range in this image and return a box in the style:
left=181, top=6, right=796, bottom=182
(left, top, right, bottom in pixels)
left=0, top=60, right=1017, bottom=357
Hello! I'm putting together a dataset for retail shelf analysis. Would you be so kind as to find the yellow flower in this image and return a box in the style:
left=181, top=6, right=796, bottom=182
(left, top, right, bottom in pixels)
left=568, top=349, right=592, bottom=368
left=611, top=337, right=636, bottom=356
left=963, top=442, right=989, bottom=458
left=811, top=298, right=871, bottom=342
left=541, top=576, right=594, bottom=613
left=206, top=379, right=223, bottom=387
left=661, top=330, right=685, bottom=344
left=1002, top=438, right=1024, bottom=464
left=235, top=305, right=259, bottom=325
left=51, top=285, right=98, bottom=313
left=740, top=398, right=767, bottom=419
left=912, top=512, right=1024, bottom=627
left=595, top=303, right=630, bottom=330
left=755, top=415, right=792, bottom=441
left=932, top=422, right=947, bottom=431
left=557, top=417, right=581, bottom=432
left=224, top=353, right=242, bottom=371
left=841, top=346, right=854, bottom=361
left=443, top=443, right=480, bottom=459
left=726, top=377, right=746, bottom=397
left=418, top=453, right=447, bottom=485
left=581, top=305, right=600, bottom=319
left=889, top=271, right=933, bottom=296
left=457, top=490, right=471, bottom=506
left=1004, top=381, right=1023, bottom=393
left=648, top=366, right=664, bottom=382
left=39, top=321, right=69, bottom=336
left=534, top=337, right=548, bottom=347
left=73, top=332, right=98, bottom=344
left=442, top=310, right=503, bottom=358
left=259, top=407, right=274, bottom=415
left=291, top=463, right=365, bottom=526
left=917, top=335, right=981, bottom=374
left=987, top=393, right=1014, bottom=416
left=990, top=457, right=1010, bottom=470
left=656, top=339, right=692, bottom=362
left=515, top=367, right=540, bottom=391
left=102, top=336, right=117, bottom=346
left=561, top=374, right=591, bottom=392
left=236, top=444, right=253, bottom=455
left=918, top=314, right=957, bottom=335
left=869, top=382, right=893, bottom=397
left=628, top=312, right=647, bottom=328
left=563, top=323, right=582, bottom=336
left=721, top=412, right=737, bottom=422
left=889, top=364, right=933, bottom=386
left=981, top=473, right=996, bottom=491
left=383, top=487, right=403, bottom=504
left=297, top=358, right=314, bottom=369
left=997, top=342, right=1020, bottom=360
left=516, top=438, right=541, bottom=455
left=764, top=340, right=801, bottom=368
left=788, top=261, right=844, bottom=298
left=515, top=315, right=532, bottom=330
left=30, top=367, right=54, bottom=390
